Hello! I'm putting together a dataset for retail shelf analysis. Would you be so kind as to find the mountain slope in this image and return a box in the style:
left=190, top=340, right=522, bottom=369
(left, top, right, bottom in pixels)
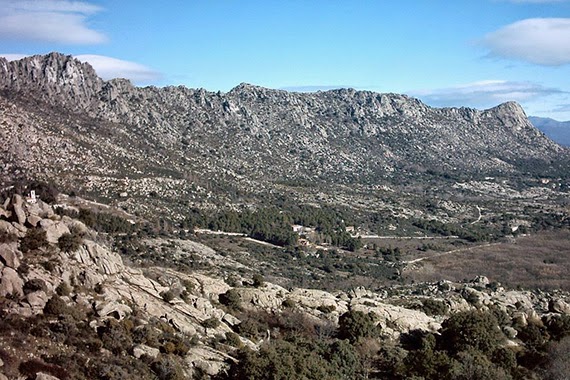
left=529, top=116, right=570, bottom=147
left=0, top=53, right=568, bottom=224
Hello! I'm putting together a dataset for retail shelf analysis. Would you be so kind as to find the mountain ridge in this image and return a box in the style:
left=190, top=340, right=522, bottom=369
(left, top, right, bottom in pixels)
left=0, top=52, right=568, bottom=223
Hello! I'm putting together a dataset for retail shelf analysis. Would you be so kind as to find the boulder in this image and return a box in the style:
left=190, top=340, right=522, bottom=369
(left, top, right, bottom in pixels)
left=222, top=313, right=241, bottom=327
left=27, top=215, right=42, bottom=227
left=503, top=326, right=518, bottom=339
left=0, top=220, right=19, bottom=237
left=11, top=194, right=26, bottom=225
left=185, top=347, right=229, bottom=376
left=471, top=275, right=490, bottom=288
left=0, top=267, right=24, bottom=297
left=95, top=299, right=132, bottom=320
left=288, top=288, right=345, bottom=310
left=237, top=287, right=285, bottom=309
left=549, top=299, right=570, bottom=314
left=37, top=200, right=55, bottom=219
left=0, top=243, right=20, bottom=269
left=437, top=280, right=455, bottom=292
left=512, top=311, right=528, bottom=328
left=39, top=219, right=70, bottom=244
left=462, top=286, right=490, bottom=306
left=35, top=373, right=61, bottom=380
left=351, top=300, right=440, bottom=336
left=73, top=240, right=123, bottom=275
left=0, top=207, right=11, bottom=219
left=348, top=286, right=370, bottom=299
left=133, top=344, right=160, bottom=359
left=26, top=290, right=49, bottom=313
left=11, top=222, right=27, bottom=235
left=61, top=217, right=88, bottom=235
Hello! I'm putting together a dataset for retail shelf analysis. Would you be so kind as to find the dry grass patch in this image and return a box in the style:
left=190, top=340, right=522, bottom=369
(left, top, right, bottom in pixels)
left=406, top=230, right=570, bottom=290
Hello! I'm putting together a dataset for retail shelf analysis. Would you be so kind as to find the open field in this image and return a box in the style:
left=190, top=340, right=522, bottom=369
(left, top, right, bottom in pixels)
left=405, top=230, right=570, bottom=290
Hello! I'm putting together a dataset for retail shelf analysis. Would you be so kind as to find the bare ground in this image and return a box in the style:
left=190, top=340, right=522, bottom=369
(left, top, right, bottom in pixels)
left=404, top=230, right=570, bottom=290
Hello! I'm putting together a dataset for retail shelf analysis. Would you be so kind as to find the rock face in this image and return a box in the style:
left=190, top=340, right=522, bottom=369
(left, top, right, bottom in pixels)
left=0, top=53, right=567, bottom=221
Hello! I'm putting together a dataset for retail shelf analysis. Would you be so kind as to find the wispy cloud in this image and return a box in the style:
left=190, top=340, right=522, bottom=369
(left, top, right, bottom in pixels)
left=0, top=53, right=161, bottom=84
left=75, top=54, right=161, bottom=84
left=552, top=103, right=570, bottom=113
left=481, top=18, right=570, bottom=65
left=0, top=0, right=106, bottom=44
left=412, top=80, right=565, bottom=109
left=0, top=53, right=29, bottom=61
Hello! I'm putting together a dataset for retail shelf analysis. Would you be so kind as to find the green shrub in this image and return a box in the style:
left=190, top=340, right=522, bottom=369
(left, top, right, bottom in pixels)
left=97, top=319, right=133, bottom=355
left=252, top=273, right=265, bottom=288
left=317, top=304, right=336, bottom=314
left=419, top=299, right=449, bottom=316
left=55, top=281, right=72, bottom=296
left=57, top=232, right=83, bottom=253
left=201, top=317, right=220, bottom=329
left=282, top=298, right=296, bottom=308
left=23, top=279, right=48, bottom=294
left=151, top=356, right=185, bottom=380
left=19, top=228, right=49, bottom=253
left=225, top=332, right=243, bottom=347
left=338, top=310, right=380, bottom=343
left=160, top=290, right=177, bottom=303
left=43, top=295, right=69, bottom=315
left=439, top=310, right=504, bottom=355
left=0, top=229, right=17, bottom=244
left=219, top=289, right=242, bottom=311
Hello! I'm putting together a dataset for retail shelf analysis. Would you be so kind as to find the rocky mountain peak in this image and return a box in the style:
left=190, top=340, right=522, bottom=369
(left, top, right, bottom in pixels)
left=0, top=52, right=103, bottom=111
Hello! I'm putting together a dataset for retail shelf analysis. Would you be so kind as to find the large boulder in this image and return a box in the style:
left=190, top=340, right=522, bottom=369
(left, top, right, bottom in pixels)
left=94, top=299, right=132, bottom=320
left=27, top=215, right=42, bottom=227
left=0, top=243, right=21, bottom=269
left=289, top=288, right=346, bottom=311
left=39, top=219, right=70, bottom=244
left=26, top=290, right=49, bottom=313
left=0, top=267, right=24, bottom=297
left=549, top=298, right=570, bottom=315
left=0, top=206, right=11, bottom=219
left=0, top=220, right=19, bottom=237
left=73, top=240, right=123, bottom=275
left=237, top=285, right=289, bottom=309
left=133, top=344, right=160, bottom=359
left=185, top=347, right=230, bottom=377
left=351, top=299, right=440, bottom=337
left=10, top=194, right=26, bottom=225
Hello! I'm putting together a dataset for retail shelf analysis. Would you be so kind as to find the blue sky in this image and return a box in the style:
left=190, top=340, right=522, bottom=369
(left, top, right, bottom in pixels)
left=1, top=0, right=570, bottom=120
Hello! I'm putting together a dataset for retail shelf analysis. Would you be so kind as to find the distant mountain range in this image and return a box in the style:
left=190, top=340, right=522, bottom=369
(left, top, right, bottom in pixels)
left=529, top=116, right=570, bottom=147
left=0, top=52, right=569, bottom=223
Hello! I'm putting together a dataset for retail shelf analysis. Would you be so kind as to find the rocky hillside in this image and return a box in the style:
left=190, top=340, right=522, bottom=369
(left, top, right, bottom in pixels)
left=1, top=193, right=570, bottom=379
left=1, top=53, right=567, bottom=216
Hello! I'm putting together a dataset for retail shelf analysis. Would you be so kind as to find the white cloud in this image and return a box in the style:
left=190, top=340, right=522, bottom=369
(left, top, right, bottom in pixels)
left=75, top=54, right=161, bottom=84
left=0, top=53, right=29, bottom=61
left=481, top=18, right=570, bottom=65
left=1, top=53, right=161, bottom=84
left=412, top=80, right=565, bottom=109
left=0, top=0, right=106, bottom=44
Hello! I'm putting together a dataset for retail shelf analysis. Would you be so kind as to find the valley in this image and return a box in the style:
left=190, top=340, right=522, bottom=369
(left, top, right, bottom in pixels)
left=0, top=53, right=569, bottom=379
